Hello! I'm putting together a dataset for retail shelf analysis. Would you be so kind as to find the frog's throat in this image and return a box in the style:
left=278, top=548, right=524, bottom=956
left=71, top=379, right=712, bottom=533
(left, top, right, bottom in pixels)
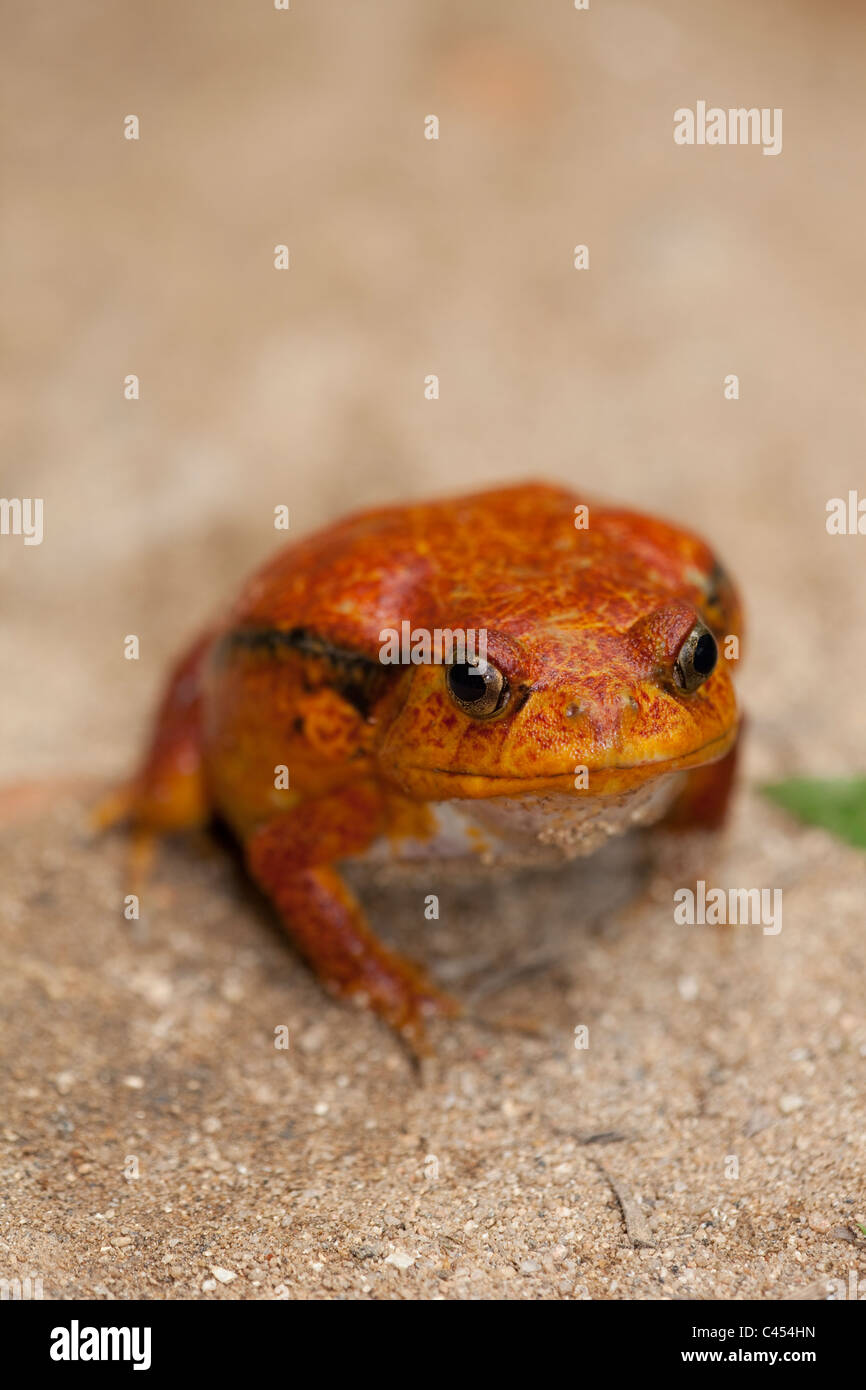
left=394, top=726, right=737, bottom=801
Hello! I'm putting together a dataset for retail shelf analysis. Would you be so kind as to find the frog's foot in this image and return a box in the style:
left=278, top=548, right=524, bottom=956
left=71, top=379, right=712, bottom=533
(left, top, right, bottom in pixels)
left=92, top=780, right=138, bottom=832
left=246, top=804, right=458, bottom=1053
left=92, top=790, right=160, bottom=895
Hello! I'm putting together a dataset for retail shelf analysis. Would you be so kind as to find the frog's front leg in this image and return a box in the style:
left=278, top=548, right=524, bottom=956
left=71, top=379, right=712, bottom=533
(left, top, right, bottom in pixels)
left=244, top=783, right=458, bottom=1050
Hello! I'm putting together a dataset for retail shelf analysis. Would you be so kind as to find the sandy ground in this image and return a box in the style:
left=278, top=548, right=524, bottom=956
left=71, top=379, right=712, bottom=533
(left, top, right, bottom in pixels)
left=1, top=1, right=865, bottom=1300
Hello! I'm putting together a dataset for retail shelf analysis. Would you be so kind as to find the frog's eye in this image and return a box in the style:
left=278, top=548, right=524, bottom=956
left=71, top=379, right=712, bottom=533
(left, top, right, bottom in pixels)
left=674, top=620, right=718, bottom=693
left=445, top=661, right=510, bottom=719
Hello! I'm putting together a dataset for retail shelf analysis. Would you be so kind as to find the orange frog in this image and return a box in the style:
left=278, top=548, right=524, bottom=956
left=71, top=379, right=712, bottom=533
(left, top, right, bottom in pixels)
left=109, top=482, right=742, bottom=1048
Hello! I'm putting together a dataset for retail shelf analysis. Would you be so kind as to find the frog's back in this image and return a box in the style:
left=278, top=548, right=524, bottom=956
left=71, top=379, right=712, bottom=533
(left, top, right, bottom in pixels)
left=224, top=482, right=735, bottom=655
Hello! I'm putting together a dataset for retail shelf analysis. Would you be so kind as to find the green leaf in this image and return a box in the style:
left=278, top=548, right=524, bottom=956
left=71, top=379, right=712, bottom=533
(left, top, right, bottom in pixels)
left=761, top=777, right=866, bottom=850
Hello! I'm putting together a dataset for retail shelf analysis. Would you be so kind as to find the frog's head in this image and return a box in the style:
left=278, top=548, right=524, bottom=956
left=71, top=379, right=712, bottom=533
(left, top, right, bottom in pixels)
left=378, top=589, right=740, bottom=804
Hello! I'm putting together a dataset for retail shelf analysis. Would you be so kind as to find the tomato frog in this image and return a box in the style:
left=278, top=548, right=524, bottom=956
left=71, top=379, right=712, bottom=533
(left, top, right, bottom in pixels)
left=104, top=482, right=742, bottom=1050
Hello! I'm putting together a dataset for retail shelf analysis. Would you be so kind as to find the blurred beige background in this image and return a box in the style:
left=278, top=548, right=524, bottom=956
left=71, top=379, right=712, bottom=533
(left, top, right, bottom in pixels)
left=1, top=1, right=864, bottom=1302
left=2, top=0, right=865, bottom=783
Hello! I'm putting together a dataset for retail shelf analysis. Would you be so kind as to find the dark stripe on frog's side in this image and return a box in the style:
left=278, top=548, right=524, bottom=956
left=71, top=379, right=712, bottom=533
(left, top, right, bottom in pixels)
left=216, top=626, right=392, bottom=719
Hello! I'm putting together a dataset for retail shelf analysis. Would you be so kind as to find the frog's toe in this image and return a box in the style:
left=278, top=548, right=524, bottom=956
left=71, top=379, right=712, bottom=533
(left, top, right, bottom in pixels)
left=399, top=987, right=462, bottom=1059
left=92, top=781, right=137, bottom=832
left=343, top=955, right=460, bottom=1052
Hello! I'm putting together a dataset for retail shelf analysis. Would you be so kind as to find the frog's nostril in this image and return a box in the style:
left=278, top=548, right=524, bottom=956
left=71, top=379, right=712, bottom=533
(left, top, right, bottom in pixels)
left=565, top=702, right=582, bottom=719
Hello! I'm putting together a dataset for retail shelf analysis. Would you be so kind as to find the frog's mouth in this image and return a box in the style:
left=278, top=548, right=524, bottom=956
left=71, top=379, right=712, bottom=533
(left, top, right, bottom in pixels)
left=396, top=726, right=737, bottom=801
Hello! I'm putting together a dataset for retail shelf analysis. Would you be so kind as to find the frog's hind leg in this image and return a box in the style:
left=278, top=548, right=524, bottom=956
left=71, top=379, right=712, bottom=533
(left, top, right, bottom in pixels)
left=245, top=785, right=458, bottom=1053
left=95, top=633, right=213, bottom=886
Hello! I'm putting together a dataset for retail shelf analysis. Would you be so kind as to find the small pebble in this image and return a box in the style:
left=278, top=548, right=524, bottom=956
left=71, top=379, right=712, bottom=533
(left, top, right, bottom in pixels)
left=779, top=1094, right=804, bottom=1114
left=384, top=1250, right=415, bottom=1269
left=829, top=1225, right=856, bottom=1244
